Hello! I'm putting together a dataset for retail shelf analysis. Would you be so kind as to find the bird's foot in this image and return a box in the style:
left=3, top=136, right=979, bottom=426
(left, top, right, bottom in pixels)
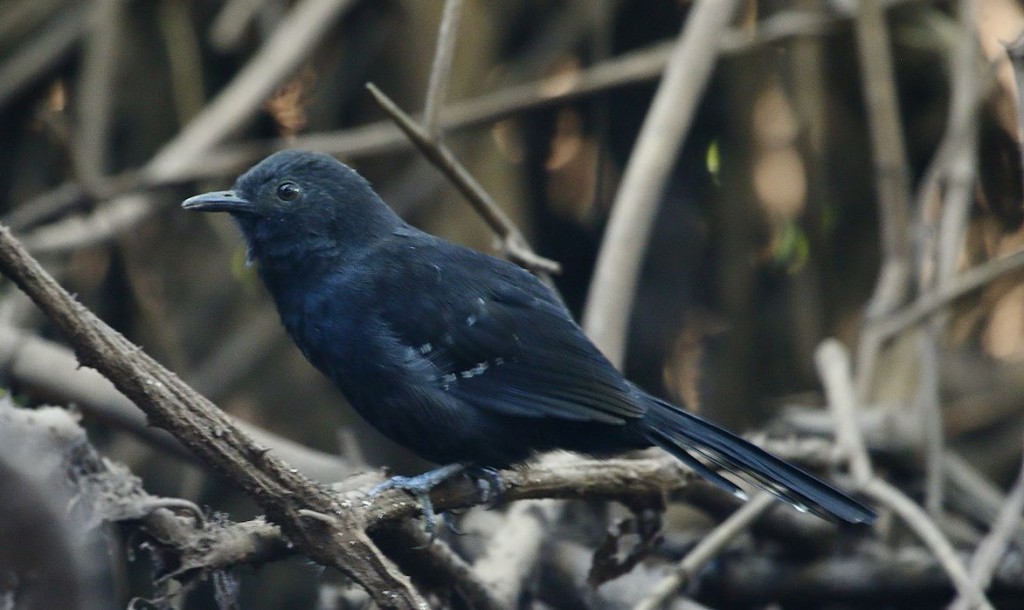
left=369, top=463, right=505, bottom=539
left=370, top=463, right=468, bottom=539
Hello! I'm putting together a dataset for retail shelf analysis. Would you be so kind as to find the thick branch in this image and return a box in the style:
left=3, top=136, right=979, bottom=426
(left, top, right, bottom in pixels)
left=0, top=223, right=424, bottom=608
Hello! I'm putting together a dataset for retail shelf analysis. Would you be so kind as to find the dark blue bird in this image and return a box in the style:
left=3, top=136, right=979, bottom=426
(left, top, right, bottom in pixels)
left=183, top=150, right=874, bottom=527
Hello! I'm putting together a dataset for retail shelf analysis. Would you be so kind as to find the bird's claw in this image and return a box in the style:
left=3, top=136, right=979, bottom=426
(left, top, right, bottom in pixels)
left=465, top=466, right=504, bottom=507
left=369, top=463, right=467, bottom=540
left=368, top=463, right=506, bottom=540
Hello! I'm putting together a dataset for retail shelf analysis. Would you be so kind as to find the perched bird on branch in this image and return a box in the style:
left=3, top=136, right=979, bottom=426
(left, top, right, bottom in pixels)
left=183, top=150, right=875, bottom=529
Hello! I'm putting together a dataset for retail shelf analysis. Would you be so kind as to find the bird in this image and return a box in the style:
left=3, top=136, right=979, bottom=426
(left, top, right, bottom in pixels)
left=182, top=149, right=875, bottom=528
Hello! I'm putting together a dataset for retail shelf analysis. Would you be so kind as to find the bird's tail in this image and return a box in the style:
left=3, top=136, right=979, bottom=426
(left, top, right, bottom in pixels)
left=642, top=394, right=875, bottom=524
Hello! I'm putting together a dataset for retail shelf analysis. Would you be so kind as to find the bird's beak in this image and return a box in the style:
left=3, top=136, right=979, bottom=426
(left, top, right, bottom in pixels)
left=181, top=190, right=255, bottom=214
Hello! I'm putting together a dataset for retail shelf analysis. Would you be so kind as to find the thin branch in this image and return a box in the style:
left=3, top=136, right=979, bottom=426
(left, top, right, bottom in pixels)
left=422, top=0, right=464, bottom=138
left=872, top=248, right=1024, bottom=340
left=815, top=339, right=873, bottom=483
left=949, top=444, right=1024, bottom=610
left=634, top=492, right=775, bottom=610
left=74, top=0, right=124, bottom=191
left=853, top=0, right=915, bottom=398
left=816, top=337, right=990, bottom=608
left=582, top=0, right=740, bottom=367
left=0, top=223, right=425, bottom=609
left=862, top=478, right=994, bottom=610
left=366, top=82, right=560, bottom=276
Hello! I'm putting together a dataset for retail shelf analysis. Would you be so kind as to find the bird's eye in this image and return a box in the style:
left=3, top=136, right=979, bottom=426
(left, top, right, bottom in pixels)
left=276, top=181, right=301, bottom=202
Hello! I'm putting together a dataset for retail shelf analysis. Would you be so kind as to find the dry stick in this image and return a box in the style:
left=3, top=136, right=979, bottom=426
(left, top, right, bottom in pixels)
left=422, top=0, right=464, bottom=139
left=872, top=247, right=1024, bottom=340
left=815, top=340, right=994, bottom=610
left=852, top=0, right=915, bottom=400
left=944, top=453, right=1024, bottom=549
left=20, top=0, right=357, bottom=255
left=947, top=28, right=1024, bottom=610
left=814, top=340, right=872, bottom=483
left=74, top=0, right=123, bottom=192
left=949, top=447, right=1024, bottom=610
left=0, top=225, right=426, bottom=609
left=862, top=479, right=993, bottom=610
left=582, top=0, right=740, bottom=366
left=634, top=492, right=775, bottom=610
left=366, top=83, right=560, bottom=276
left=923, top=0, right=982, bottom=520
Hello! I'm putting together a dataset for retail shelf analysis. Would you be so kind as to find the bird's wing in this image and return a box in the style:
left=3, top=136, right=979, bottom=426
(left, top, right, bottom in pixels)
left=376, top=243, right=645, bottom=425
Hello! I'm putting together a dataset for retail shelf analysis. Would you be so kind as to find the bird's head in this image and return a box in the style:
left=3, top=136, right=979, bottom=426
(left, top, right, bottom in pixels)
left=182, top=150, right=402, bottom=266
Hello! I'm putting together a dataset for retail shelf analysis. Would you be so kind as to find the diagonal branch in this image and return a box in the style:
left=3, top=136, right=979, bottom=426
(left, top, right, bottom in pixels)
left=0, top=222, right=425, bottom=609
left=367, top=83, right=560, bottom=276
left=422, top=0, right=465, bottom=138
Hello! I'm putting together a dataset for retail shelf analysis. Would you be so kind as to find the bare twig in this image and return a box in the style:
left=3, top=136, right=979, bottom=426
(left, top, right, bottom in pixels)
left=853, top=0, right=914, bottom=399
left=872, top=248, right=1024, bottom=339
left=158, top=0, right=206, bottom=126
left=422, top=0, right=464, bottom=138
left=815, top=339, right=872, bottom=483
left=582, top=0, right=740, bottom=366
left=949, top=445, right=1024, bottom=610
left=74, top=0, right=124, bottom=191
left=921, top=0, right=982, bottom=518
left=634, top=492, right=775, bottom=610
left=0, top=224, right=424, bottom=608
left=698, top=548, right=1023, bottom=605
left=816, top=340, right=991, bottom=609
left=862, top=478, right=994, bottom=610
left=945, top=452, right=1024, bottom=549
left=366, top=82, right=560, bottom=276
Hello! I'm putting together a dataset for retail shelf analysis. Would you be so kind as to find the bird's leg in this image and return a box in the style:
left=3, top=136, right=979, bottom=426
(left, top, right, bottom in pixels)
left=370, top=462, right=469, bottom=538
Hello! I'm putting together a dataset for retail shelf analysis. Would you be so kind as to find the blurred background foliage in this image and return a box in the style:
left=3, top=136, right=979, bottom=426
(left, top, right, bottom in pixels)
left=2, top=0, right=1024, bottom=607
